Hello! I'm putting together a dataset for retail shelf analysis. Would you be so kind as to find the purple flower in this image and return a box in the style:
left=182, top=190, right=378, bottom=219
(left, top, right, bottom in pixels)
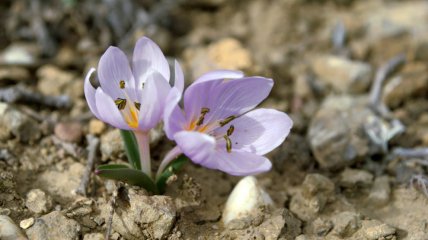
left=162, top=70, right=293, bottom=176
left=84, top=37, right=184, bottom=131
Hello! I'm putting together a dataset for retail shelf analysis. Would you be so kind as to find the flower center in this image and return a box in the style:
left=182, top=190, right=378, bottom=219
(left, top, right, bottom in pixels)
left=114, top=80, right=140, bottom=129
left=187, top=107, right=236, bottom=153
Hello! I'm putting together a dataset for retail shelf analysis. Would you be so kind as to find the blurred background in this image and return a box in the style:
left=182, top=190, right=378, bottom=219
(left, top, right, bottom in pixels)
left=1, top=0, right=428, bottom=239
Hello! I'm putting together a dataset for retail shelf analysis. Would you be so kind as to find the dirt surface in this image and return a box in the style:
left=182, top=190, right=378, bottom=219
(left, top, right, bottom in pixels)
left=1, top=0, right=428, bottom=239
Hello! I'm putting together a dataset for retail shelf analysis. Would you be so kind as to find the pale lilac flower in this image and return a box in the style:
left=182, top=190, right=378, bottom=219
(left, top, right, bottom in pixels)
left=160, top=70, right=293, bottom=176
left=84, top=37, right=184, bottom=132
left=84, top=37, right=184, bottom=177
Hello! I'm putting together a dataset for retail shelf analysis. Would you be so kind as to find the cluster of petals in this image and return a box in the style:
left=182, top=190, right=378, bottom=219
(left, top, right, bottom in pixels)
left=84, top=37, right=183, bottom=132
left=84, top=37, right=292, bottom=176
left=163, top=70, right=293, bottom=175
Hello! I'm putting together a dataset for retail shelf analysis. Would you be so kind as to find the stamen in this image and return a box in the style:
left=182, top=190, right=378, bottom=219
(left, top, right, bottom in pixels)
left=119, top=80, right=125, bottom=89
left=227, top=125, right=235, bottom=136
left=196, top=107, right=210, bottom=126
left=201, top=107, right=210, bottom=114
left=224, top=135, right=232, bottom=153
left=220, top=115, right=236, bottom=127
left=114, top=98, right=127, bottom=110
left=134, top=102, right=141, bottom=110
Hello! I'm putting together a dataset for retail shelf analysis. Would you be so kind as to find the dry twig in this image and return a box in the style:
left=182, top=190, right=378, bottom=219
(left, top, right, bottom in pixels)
left=0, top=85, right=72, bottom=108
left=76, top=135, right=100, bottom=196
left=369, top=54, right=406, bottom=117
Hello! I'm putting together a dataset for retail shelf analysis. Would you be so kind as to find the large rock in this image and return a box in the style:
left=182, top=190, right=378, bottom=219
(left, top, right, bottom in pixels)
left=383, top=63, right=428, bottom=108
left=0, top=103, right=41, bottom=142
left=105, top=187, right=176, bottom=240
left=308, top=95, right=376, bottom=169
left=26, top=211, right=81, bottom=240
left=311, top=55, right=372, bottom=93
left=290, top=174, right=335, bottom=221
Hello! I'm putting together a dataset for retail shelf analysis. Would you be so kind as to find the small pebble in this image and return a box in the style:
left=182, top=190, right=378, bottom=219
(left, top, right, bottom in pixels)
left=54, top=122, right=83, bottom=143
left=222, top=176, right=273, bottom=225
left=340, top=168, right=374, bottom=188
left=88, top=119, right=106, bottom=135
left=26, top=189, right=53, bottom=214
left=19, top=218, right=34, bottom=229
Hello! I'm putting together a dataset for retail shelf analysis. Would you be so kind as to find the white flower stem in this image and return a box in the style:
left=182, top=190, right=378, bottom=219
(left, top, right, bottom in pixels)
left=134, top=131, right=152, bottom=179
left=156, top=146, right=182, bottom=180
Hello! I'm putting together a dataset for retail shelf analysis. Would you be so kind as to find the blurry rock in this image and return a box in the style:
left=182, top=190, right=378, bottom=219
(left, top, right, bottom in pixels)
left=0, top=67, right=30, bottom=82
left=183, top=38, right=253, bottom=79
left=19, top=218, right=34, bottom=229
left=308, top=95, right=375, bottom=169
left=223, top=176, right=273, bottom=225
left=356, top=219, right=396, bottom=240
left=308, top=218, right=333, bottom=237
left=36, top=162, right=84, bottom=202
left=26, top=211, right=81, bottom=240
left=367, top=176, right=391, bottom=206
left=37, top=65, right=81, bottom=98
left=363, top=1, right=428, bottom=40
left=383, top=63, right=428, bottom=108
left=311, top=55, right=372, bottom=93
left=103, top=187, right=176, bottom=240
left=83, top=233, right=104, bottom=240
left=54, top=122, right=83, bottom=143
left=339, top=168, right=374, bottom=189
left=0, top=44, right=36, bottom=65
left=25, top=189, right=53, bottom=214
left=100, top=129, right=124, bottom=162
left=183, top=0, right=226, bottom=7
left=0, top=103, right=41, bottom=142
left=302, top=173, right=335, bottom=199
left=258, top=209, right=301, bottom=240
left=56, top=46, right=77, bottom=67
left=330, top=211, right=361, bottom=238
left=414, top=41, right=428, bottom=62
left=290, top=174, right=335, bottom=221
left=88, top=119, right=106, bottom=135
left=0, top=215, right=27, bottom=240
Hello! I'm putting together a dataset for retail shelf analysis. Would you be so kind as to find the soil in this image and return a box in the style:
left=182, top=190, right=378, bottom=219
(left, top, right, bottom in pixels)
left=1, top=0, right=428, bottom=239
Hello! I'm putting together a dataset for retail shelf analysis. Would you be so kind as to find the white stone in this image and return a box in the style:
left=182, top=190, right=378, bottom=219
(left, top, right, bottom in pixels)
left=222, top=176, right=273, bottom=225
left=0, top=215, right=27, bottom=240
left=19, top=218, right=34, bottom=229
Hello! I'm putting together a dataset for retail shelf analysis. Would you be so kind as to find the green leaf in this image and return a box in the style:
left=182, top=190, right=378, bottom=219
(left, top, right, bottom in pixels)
left=156, top=155, right=189, bottom=194
left=120, top=130, right=141, bottom=170
left=96, top=164, right=158, bottom=194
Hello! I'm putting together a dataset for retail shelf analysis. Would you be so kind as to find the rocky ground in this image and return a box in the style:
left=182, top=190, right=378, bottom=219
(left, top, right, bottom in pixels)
left=1, top=0, right=428, bottom=239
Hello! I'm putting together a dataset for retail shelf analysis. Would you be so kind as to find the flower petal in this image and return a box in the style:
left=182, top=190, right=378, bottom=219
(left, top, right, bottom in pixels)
left=138, top=72, right=171, bottom=131
left=98, top=46, right=136, bottom=100
left=174, top=131, right=216, bottom=166
left=163, top=88, right=186, bottom=140
left=174, top=60, right=184, bottom=94
left=217, top=108, right=293, bottom=155
left=183, top=77, right=274, bottom=124
left=95, top=88, right=131, bottom=130
left=211, top=150, right=272, bottom=176
left=194, top=70, right=244, bottom=84
left=84, top=68, right=100, bottom=119
left=133, top=37, right=170, bottom=87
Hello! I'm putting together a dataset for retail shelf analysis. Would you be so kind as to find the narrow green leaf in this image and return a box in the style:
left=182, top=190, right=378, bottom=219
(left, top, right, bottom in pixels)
left=156, top=155, right=189, bottom=194
left=120, top=130, right=141, bottom=170
left=96, top=164, right=158, bottom=194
